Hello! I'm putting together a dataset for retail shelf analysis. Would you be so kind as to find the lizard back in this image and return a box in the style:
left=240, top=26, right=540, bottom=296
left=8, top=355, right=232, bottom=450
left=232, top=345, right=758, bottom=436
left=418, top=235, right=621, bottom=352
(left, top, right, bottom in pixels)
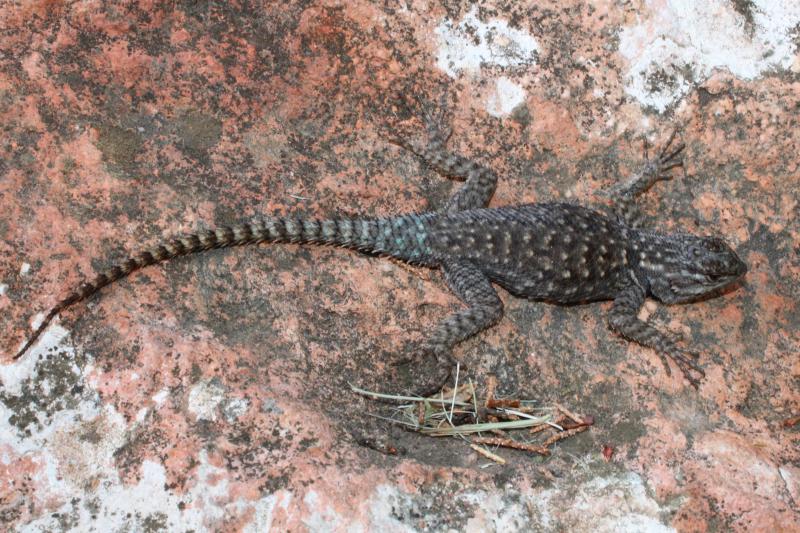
left=429, top=203, right=629, bottom=303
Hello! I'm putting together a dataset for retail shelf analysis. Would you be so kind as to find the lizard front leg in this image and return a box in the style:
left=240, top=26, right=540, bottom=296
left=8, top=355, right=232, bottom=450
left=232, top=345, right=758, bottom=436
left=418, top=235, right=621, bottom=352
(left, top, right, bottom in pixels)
left=608, top=129, right=685, bottom=228
left=608, top=285, right=705, bottom=387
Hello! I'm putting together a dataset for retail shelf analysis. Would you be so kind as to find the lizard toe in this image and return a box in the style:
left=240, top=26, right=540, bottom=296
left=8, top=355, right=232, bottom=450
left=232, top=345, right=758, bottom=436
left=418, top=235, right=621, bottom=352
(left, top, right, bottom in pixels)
left=670, top=350, right=706, bottom=388
left=388, top=342, right=453, bottom=398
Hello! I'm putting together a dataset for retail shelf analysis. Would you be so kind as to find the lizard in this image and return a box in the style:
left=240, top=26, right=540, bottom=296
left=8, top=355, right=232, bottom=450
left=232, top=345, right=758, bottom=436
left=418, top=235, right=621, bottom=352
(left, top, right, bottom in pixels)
left=9, top=106, right=747, bottom=393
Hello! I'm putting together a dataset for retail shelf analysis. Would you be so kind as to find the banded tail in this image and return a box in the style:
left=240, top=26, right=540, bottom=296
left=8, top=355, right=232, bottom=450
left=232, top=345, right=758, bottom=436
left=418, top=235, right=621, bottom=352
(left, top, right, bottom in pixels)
left=13, top=213, right=435, bottom=360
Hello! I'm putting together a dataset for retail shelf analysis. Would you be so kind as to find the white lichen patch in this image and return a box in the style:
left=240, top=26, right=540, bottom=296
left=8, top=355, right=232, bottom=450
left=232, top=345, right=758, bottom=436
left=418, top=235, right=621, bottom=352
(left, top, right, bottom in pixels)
left=528, top=472, right=675, bottom=532
left=152, top=388, right=170, bottom=406
left=30, top=311, right=46, bottom=330
left=221, top=397, right=250, bottom=422
left=48, top=405, right=128, bottom=487
left=187, top=379, right=226, bottom=421
left=0, top=355, right=128, bottom=521
left=3, top=366, right=291, bottom=532
left=241, top=493, right=284, bottom=533
left=303, top=490, right=336, bottom=531
left=19, top=262, right=31, bottom=275
left=1, top=329, right=289, bottom=530
left=458, top=489, right=529, bottom=531
left=1, top=324, right=72, bottom=396
left=620, top=0, right=800, bottom=111
left=20, top=454, right=231, bottom=531
left=435, top=6, right=538, bottom=77
left=368, top=485, right=420, bottom=533
left=779, top=465, right=799, bottom=505
left=486, top=76, right=527, bottom=117
left=362, top=472, right=675, bottom=531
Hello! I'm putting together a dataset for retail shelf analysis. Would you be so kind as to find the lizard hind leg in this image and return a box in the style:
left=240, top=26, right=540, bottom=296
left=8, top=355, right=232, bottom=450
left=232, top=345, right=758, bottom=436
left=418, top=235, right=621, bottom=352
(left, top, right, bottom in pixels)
left=386, top=96, right=499, bottom=213
left=403, top=260, right=504, bottom=397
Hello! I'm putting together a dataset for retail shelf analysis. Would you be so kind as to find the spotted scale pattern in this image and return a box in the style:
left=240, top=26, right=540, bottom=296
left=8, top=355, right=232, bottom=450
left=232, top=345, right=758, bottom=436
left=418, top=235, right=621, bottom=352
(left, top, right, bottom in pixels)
left=429, top=203, right=628, bottom=303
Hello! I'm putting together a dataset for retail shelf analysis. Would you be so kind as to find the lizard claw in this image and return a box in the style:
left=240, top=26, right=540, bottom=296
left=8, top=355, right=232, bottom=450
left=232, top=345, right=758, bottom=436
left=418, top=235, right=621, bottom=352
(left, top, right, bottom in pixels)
left=385, top=92, right=453, bottom=158
left=657, top=128, right=685, bottom=174
left=639, top=128, right=685, bottom=186
left=384, top=91, right=420, bottom=149
left=389, top=342, right=453, bottom=398
left=385, top=133, right=419, bottom=155
left=662, top=348, right=705, bottom=389
left=422, top=93, right=453, bottom=145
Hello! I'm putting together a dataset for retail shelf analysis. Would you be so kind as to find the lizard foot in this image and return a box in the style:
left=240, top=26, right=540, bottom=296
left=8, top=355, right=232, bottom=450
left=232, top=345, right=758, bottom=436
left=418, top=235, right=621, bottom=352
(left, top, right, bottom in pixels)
left=659, top=348, right=705, bottom=389
left=390, top=342, right=454, bottom=398
left=642, top=128, right=686, bottom=183
left=385, top=92, right=452, bottom=160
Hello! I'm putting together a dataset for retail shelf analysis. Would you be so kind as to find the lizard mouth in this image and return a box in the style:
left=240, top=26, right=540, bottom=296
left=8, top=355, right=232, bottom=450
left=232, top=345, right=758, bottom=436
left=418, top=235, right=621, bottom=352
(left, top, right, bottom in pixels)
left=673, top=266, right=747, bottom=302
left=733, top=257, right=748, bottom=277
left=667, top=255, right=747, bottom=302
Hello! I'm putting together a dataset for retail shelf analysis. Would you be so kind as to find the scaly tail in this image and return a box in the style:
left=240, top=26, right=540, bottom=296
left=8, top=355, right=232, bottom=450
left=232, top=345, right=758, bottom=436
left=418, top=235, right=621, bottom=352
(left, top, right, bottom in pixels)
left=13, top=213, right=436, bottom=360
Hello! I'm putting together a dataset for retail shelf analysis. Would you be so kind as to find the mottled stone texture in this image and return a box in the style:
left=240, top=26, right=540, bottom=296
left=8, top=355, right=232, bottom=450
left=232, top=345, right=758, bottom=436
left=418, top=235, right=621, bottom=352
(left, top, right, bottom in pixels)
left=0, top=1, right=797, bottom=531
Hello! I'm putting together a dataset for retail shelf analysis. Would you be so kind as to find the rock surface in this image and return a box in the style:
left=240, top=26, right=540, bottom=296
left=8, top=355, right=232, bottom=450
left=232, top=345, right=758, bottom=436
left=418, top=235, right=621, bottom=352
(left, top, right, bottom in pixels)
left=1, top=1, right=798, bottom=531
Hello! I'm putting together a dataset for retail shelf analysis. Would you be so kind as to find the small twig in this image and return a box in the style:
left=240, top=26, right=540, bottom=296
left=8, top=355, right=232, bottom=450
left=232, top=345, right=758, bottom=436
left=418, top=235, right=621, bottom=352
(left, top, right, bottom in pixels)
left=439, top=391, right=452, bottom=427
left=529, top=423, right=552, bottom=435
left=531, top=413, right=565, bottom=433
left=487, top=398, right=521, bottom=408
left=504, top=405, right=538, bottom=414
left=486, top=414, right=506, bottom=436
left=555, top=403, right=584, bottom=424
left=497, top=408, right=544, bottom=421
left=469, top=378, right=479, bottom=423
left=542, top=425, right=590, bottom=447
left=485, top=375, right=497, bottom=407
left=470, top=443, right=506, bottom=464
left=473, top=436, right=550, bottom=456
left=421, top=416, right=551, bottom=436
left=561, top=415, right=594, bottom=430
left=364, top=412, right=420, bottom=429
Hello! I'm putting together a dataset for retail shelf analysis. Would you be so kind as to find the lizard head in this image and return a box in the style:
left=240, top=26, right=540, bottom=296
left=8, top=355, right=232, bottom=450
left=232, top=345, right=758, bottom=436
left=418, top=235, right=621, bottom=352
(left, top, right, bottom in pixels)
left=645, top=235, right=747, bottom=304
